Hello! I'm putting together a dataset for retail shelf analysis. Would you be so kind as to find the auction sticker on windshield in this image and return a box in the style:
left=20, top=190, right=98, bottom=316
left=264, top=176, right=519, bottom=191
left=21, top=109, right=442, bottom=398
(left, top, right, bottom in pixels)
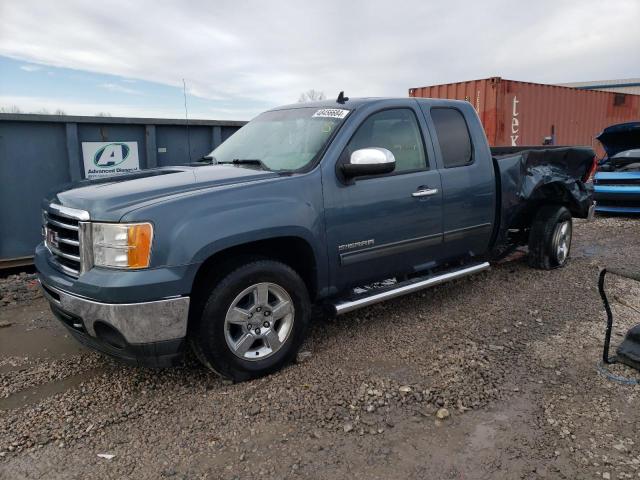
left=312, top=108, right=350, bottom=119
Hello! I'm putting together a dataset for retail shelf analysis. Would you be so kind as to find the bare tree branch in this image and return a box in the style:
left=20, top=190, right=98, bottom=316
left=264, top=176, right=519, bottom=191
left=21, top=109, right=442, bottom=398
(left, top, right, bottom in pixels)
left=0, top=105, right=23, bottom=113
left=298, top=89, right=326, bottom=103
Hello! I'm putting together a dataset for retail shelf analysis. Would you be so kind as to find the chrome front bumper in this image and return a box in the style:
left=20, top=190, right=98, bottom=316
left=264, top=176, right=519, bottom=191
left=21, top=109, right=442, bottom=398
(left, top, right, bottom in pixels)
left=39, top=281, right=190, bottom=344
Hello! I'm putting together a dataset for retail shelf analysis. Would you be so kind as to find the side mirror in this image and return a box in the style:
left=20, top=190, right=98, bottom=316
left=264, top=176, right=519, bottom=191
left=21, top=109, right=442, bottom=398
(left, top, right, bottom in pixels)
left=341, top=148, right=396, bottom=178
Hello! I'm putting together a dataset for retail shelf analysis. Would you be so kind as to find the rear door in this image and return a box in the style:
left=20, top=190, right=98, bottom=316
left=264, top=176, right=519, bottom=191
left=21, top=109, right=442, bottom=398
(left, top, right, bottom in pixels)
left=420, top=104, right=495, bottom=260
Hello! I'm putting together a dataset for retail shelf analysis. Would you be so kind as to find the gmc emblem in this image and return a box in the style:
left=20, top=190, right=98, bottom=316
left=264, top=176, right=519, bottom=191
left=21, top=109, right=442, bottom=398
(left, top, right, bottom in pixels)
left=47, top=228, right=59, bottom=248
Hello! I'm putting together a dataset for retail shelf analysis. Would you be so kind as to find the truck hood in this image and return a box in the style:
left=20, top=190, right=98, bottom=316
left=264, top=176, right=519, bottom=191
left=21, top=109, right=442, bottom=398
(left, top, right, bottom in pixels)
left=50, top=165, right=279, bottom=220
left=597, top=122, right=640, bottom=158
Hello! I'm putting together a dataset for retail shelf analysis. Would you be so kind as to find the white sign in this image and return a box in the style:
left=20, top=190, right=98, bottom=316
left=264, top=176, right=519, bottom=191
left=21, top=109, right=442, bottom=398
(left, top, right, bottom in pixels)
left=312, top=108, right=350, bottom=119
left=510, top=96, right=520, bottom=146
left=82, top=141, right=140, bottom=179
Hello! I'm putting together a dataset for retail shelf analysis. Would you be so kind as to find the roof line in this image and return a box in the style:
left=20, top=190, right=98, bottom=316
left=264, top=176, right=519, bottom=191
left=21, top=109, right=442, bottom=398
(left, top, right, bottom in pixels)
left=0, top=113, right=246, bottom=126
left=408, top=76, right=623, bottom=94
left=574, top=82, right=640, bottom=90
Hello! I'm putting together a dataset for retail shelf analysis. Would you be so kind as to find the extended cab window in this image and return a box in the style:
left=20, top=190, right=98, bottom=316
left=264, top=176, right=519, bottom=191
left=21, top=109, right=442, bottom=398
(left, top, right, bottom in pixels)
left=346, top=109, right=427, bottom=172
left=431, top=108, right=473, bottom=168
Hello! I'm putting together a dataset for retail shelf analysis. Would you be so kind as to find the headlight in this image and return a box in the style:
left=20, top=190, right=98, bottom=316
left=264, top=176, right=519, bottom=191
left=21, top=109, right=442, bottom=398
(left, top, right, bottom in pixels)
left=91, top=222, right=153, bottom=269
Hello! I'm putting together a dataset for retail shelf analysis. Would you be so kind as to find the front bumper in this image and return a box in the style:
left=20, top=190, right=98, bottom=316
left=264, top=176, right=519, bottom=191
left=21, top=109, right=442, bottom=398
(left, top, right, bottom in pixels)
left=595, top=204, right=640, bottom=214
left=39, top=280, right=190, bottom=367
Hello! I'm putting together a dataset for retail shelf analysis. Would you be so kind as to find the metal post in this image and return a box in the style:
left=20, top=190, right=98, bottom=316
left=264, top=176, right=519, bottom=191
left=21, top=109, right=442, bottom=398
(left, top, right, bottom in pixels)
left=65, top=123, right=82, bottom=181
left=598, top=269, right=615, bottom=364
left=145, top=125, right=157, bottom=168
left=212, top=126, right=222, bottom=150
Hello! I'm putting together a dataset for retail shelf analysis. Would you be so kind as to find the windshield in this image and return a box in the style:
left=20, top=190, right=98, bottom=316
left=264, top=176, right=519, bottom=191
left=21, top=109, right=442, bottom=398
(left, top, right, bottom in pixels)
left=206, top=107, right=349, bottom=171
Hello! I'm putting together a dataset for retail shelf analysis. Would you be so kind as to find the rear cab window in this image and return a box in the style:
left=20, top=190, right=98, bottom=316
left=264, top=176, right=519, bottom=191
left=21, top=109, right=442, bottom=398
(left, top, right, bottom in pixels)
left=430, top=108, right=473, bottom=168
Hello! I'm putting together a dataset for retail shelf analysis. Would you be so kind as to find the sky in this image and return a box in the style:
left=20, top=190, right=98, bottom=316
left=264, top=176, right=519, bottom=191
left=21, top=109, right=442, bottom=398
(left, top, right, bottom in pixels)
left=0, top=0, right=638, bottom=120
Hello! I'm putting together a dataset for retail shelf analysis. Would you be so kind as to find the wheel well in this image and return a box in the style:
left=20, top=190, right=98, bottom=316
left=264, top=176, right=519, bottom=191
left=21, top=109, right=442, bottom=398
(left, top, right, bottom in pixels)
left=534, top=184, right=583, bottom=214
left=190, top=236, right=318, bottom=305
left=513, top=184, right=581, bottom=229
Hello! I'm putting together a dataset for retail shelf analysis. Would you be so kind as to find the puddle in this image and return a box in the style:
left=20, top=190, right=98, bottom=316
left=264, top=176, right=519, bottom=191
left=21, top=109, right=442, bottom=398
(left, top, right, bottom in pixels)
left=468, top=423, right=497, bottom=450
left=0, top=368, right=104, bottom=411
left=364, top=359, right=423, bottom=384
left=576, top=244, right=607, bottom=258
left=0, top=324, right=85, bottom=359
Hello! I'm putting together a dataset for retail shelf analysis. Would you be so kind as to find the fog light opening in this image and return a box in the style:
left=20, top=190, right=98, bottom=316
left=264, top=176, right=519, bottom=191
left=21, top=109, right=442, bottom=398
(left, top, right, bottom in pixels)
left=94, top=322, right=128, bottom=350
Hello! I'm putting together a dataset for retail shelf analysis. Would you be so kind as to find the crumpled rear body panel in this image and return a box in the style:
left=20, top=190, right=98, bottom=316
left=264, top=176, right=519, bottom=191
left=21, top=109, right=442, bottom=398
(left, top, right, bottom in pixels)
left=492, top=147, right=595, bottom=250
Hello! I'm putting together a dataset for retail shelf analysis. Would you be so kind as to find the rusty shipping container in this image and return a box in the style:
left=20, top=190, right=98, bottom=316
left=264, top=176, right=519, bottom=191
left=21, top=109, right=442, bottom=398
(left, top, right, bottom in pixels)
left=409, top=77, right=640, bottom=156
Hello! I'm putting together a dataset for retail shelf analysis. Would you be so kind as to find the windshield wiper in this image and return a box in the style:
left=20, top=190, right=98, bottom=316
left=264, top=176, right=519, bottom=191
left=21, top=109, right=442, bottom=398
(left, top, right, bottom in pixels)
left=193, top=155, right=216, bottom=165
left=218, top=159, right=271, bottom=171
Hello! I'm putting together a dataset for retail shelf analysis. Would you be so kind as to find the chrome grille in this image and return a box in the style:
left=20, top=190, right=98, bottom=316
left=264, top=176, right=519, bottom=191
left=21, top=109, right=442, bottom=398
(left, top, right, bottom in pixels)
left=43, top=204, right=90, bottom=277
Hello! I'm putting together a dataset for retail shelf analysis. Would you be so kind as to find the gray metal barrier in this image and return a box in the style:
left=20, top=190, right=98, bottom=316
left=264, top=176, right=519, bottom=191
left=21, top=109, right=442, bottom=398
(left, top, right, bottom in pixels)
left=0, top=113, right=246, bottom=266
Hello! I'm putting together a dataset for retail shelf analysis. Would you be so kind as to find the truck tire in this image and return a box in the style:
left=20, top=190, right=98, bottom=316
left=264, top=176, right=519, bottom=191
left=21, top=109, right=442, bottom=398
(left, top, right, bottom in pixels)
left=190, top=259, right=311, bottom=382
left=527, top=205, right=573, bottom=270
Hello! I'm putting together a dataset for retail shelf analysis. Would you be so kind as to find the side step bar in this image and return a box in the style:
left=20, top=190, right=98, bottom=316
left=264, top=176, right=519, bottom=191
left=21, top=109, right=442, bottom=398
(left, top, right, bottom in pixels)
left=331, top=261, right=490, bottom=315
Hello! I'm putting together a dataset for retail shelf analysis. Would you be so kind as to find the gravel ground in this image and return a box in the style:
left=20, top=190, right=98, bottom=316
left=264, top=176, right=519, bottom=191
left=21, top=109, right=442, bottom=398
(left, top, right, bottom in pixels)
left=1, top=216, right=639, bottom=479
left=0, top=272, right=40, bottom=308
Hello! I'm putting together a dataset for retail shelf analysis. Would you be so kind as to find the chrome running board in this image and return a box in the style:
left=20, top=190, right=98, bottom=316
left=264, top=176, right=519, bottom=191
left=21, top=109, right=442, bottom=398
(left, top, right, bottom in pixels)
left=331, top=261, right=490, bottom=315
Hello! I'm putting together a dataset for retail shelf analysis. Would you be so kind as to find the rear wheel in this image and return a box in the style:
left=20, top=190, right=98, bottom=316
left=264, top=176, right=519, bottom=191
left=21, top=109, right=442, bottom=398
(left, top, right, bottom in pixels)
left=527, top=205, right=573, bottom=270
left=190, top=260, right=310, bottom=382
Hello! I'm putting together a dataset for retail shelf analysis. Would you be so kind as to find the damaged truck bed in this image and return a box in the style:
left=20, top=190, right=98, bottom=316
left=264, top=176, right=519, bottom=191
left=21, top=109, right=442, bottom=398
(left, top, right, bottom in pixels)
left=491, top=146, right=596, bottom=255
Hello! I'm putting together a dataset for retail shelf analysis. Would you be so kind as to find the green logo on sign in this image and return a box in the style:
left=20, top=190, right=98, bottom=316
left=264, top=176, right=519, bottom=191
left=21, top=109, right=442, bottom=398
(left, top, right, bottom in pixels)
left=93, top=143, right=130, bottom=168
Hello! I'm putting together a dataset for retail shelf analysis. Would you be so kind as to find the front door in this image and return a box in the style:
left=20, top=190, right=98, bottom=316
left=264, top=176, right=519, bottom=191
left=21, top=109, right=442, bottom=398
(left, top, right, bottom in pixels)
left=322, top=106, right=444, bottom=291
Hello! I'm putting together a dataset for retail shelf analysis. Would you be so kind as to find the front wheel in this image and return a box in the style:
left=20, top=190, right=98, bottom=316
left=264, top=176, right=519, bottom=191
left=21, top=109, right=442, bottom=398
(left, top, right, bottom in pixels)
left=190, top=260, right=311, bottom=382
left=527, top=205, right=573, bottom=270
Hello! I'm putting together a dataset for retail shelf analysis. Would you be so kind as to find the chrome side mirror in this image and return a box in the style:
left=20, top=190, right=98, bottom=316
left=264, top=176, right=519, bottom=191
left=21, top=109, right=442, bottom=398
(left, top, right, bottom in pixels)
left=341, top=148, right=396, bottom=178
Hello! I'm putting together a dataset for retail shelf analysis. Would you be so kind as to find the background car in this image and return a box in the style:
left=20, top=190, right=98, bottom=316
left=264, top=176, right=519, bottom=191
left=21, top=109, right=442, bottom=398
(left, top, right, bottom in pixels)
left=594, top=121, right=640, bottom=214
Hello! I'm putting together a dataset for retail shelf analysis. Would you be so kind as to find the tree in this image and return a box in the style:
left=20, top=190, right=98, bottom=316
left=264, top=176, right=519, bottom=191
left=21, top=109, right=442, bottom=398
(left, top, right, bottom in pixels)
left=298, top=89, right=326, bottom=103
left=0, top=105, right=67, bottom=115
left=0, top=105, right=23, bottom=113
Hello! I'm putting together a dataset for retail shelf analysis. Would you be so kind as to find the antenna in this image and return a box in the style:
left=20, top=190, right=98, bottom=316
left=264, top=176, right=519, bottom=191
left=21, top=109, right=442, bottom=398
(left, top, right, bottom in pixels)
left=336, top=91, right=349, bottom=104
left=183, top=78, right=192, bottom=162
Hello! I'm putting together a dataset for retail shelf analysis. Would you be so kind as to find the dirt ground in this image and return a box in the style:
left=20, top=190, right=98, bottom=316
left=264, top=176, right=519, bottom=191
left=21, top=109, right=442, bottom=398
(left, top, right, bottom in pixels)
left=1, top=216, right=639, bottom=480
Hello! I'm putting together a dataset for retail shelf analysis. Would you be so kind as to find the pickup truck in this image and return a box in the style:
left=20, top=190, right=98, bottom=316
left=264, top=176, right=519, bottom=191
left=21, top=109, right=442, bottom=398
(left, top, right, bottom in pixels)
left=36, top=96, right=596, bottom=381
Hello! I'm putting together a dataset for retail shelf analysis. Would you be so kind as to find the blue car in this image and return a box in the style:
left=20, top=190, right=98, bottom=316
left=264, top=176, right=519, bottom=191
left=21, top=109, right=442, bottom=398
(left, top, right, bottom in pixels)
left=594, top=122, right=640, bottom=214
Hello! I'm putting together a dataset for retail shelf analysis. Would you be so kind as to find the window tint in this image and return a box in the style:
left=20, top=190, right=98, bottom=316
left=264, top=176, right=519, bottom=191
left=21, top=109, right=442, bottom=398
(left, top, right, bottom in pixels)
left=346, top=109, right=427, bottom=173
left=431, top=108, right=473, bottom=168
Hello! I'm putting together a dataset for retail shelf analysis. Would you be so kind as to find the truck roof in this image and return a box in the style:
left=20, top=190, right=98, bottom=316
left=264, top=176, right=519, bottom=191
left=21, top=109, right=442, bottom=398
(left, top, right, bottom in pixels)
left=269, top=97, right=470, bottom=112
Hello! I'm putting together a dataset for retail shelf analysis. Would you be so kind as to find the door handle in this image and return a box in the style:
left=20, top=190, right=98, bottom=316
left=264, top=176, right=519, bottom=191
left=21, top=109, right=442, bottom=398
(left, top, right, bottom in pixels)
left=412, top=188, right=439, bottom=198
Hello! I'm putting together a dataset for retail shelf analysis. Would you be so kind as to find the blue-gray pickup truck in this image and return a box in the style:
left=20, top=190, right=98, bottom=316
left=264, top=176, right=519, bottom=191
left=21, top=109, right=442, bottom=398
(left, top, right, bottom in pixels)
left=36, top=97, right=596, bottom=381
